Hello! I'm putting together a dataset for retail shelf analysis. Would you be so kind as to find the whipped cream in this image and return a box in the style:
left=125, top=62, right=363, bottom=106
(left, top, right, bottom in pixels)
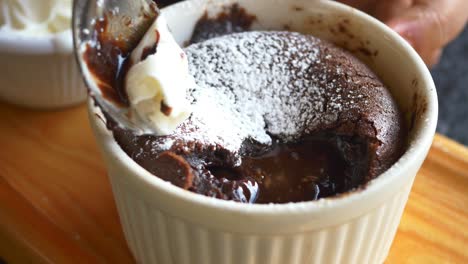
left=0, top=0, right=71, bottom=35
left=126, top=15, right=193, bottom=135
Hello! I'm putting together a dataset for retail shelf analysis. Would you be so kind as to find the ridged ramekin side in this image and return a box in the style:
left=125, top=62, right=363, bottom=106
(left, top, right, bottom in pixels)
left=0, top=52, right=86, bottom=108
left=109, top=169, right=412, bottom=264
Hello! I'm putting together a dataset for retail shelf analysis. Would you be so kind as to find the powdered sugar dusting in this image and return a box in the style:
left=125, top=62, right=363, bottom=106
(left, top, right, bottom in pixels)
left=156, top=31, right=361, bottom=155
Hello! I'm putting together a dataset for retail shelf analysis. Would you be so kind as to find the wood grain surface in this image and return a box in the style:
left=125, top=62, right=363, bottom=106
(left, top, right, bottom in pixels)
left=0, top=101, right=466, bottom=263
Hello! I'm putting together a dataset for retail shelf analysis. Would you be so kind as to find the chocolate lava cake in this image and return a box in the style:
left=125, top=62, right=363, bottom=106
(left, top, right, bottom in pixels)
left=106, top=30, right=405, bottom=204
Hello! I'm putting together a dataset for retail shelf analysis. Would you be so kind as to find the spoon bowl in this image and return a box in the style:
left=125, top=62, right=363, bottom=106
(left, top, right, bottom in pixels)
left=72, top=0, right=159, bottom=134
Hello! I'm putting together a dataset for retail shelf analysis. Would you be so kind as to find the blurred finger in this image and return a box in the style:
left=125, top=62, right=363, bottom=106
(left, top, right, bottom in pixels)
left=386, top=0, right=468, bottom=64
left=426, top=49, right=443, bottom=67
left=337, top=0, right=377, bottom=13
left=372, top=0, right=412, bottom=21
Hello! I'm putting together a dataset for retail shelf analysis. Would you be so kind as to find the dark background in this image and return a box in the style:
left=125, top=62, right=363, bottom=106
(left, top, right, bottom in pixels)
left=431, top=26, right=468, bottom=145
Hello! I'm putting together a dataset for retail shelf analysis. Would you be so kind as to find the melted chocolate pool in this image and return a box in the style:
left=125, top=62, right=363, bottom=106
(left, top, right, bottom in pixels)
left=224, top=139, right=348, bottom=203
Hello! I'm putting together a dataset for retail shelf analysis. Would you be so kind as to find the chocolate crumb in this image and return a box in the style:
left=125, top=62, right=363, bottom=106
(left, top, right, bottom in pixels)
left=161, top=101, right=173, bottom=116
left=140, top=30, right=160, bottom=61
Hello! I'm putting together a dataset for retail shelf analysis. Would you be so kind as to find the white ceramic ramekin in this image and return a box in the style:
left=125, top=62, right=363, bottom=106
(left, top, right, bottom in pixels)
left=88, top=0, right=438, bottom=263
left=0, top=29, right=86, bottom=108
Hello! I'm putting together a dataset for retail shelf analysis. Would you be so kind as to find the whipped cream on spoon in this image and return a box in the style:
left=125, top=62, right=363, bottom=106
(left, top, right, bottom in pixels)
left=126, top=15, right=193, bottom=135
left=73, top=0, right=193, bottom=135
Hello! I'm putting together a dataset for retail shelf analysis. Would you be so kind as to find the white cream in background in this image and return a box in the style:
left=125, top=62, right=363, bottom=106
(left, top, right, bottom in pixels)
left=126, top=15, right=193, bottom=135
left=0, top=0, right=71, bottom=35
left=0, top=0, right=85, bottom=109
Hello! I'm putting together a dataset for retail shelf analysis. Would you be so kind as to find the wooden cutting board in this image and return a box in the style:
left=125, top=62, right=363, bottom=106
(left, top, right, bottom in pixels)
left=0, top=101, right=466, bottom=263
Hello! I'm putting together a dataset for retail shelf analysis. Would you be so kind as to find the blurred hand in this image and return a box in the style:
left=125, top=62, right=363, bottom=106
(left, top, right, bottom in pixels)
left=339, top=0, right=468, bottom=66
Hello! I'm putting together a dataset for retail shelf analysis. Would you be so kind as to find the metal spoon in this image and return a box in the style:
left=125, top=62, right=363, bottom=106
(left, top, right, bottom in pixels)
left=72, top=0, right=159, bottom=134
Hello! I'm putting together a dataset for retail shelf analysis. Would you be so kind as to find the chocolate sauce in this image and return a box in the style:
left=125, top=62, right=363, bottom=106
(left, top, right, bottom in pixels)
left=83, top=17, right=133, bottom=106
left=155, top=0, right=183, bottom=8
left=84, top=4, right=405, bottom=203
left=189, top=4, right=257, bottom=44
